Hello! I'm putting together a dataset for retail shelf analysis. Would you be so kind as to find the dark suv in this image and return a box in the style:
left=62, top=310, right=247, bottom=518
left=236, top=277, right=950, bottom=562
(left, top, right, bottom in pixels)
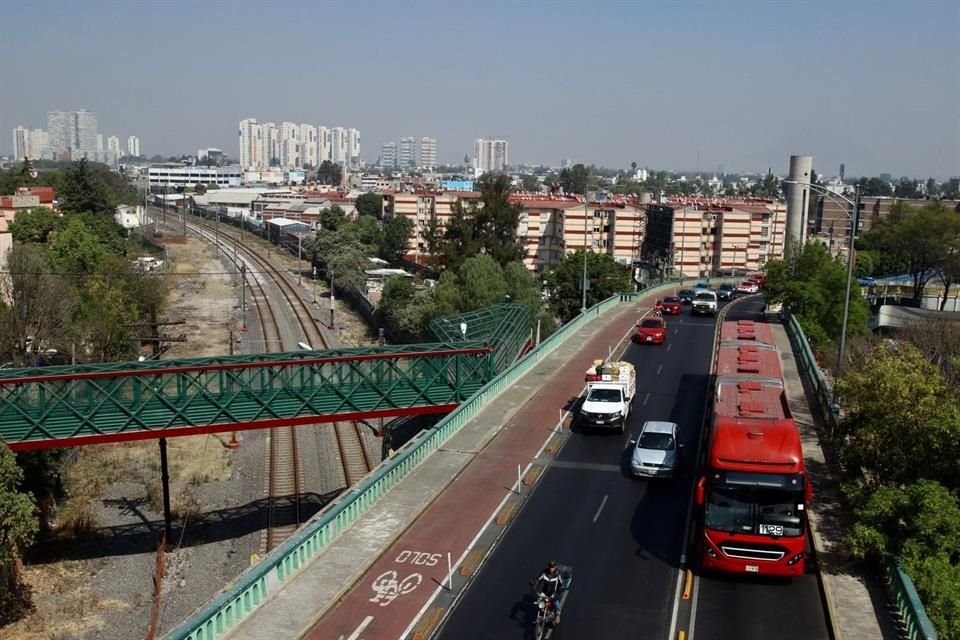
left=716, top=283, right=735, bottom=300
left=677, top=289, right=696, bottom=304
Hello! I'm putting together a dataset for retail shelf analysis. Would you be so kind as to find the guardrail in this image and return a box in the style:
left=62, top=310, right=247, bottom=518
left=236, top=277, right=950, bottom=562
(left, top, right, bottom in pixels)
left=784, top=314, right=938, bottom=640
left=886, top=560, right=938, bottom=640
left=164, top=281, right=694, bottom=640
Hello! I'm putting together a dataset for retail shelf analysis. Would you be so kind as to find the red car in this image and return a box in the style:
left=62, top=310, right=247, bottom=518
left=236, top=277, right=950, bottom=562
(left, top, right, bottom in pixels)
left=659, top=296, right=682, bottom=315
left=636, top=317, right=667, bottom=344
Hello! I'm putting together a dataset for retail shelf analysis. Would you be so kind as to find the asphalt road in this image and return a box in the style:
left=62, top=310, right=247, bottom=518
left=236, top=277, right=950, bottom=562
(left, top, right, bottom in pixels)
left=690, top=300, right=830, bottom=640
left=437, top=305, right=717, bottom=639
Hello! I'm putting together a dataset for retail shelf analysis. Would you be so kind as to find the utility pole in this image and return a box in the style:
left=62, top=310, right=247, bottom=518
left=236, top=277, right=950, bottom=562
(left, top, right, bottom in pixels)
left=329, top=269, right=336, bottom=330
left=297, top=234, right=303, bottom=286
left=215, top=210, right=220, bottom=257
left=240, top=264, right=247, bottom=327
left=312, top=266, right=318, bottom=303
left=835, top=184, right=861, bottom=406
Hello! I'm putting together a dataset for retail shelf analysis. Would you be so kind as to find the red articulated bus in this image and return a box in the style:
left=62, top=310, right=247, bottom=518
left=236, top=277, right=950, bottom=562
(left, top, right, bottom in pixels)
left=696, top=319, right=812, bottom=577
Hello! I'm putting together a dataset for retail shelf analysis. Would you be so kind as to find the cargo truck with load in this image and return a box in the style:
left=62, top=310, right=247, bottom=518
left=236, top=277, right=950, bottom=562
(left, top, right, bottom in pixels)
left=579, top=360, right=637, bottom=433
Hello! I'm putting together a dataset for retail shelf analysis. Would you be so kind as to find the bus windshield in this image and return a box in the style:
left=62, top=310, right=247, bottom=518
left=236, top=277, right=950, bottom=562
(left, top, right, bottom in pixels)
left=704, top=485, right=803, bottom=538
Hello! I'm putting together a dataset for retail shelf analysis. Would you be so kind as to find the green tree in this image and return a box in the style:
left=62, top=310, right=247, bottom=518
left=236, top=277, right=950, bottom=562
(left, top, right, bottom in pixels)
left=441, top=199, right=482, bottom=272
left=863, top=202, right=960, bottom=302
left=764, top=242, right=870, bottom=347
left=0, top=443, right=38, bottom=626
left=355, top=192, right=384, bottom=219
left=58, top=158, right=116, bottom=215
left=845, top=480, right=960, bottom=640
left=558, top=164, right=589, bottom=194
left=837, top=343, right=960, bottom=487
left=7, top=207, right=63, bottom=245
left=926, top=178, right=939, bottom=197
left=380, top=216, right=414, bottom=265
left=49, top=216, right=110, bottom=275
left=377, top=276, right=434, bottom=343
left=894, top=177, right=921, bottom=199
left=472, top=174, right=526, bottom=268
left=543, top=251, right=631, bottom=323
left=349, top=215, right=383, bottom=248
left=750, top=170, right=780, bottom=198
left=319, top=204, right=348, bottom=232
left=519, top=174, right=540, bottom=192
left=457, top=254, right=508, bottom=311
left=315, top=160, right=343, bottom=186
left=857, top=176, right=894, bottom=197
left=0, top=245, right=76, bottom=366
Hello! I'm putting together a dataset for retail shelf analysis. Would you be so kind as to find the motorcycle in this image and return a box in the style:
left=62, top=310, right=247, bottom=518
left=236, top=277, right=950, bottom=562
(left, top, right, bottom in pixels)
left=532, top=565, right=573, bottom=640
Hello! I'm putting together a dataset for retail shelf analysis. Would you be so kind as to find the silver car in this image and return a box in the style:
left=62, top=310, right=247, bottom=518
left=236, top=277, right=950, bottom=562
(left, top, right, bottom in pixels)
left=630, top=421, right=680, bottom=478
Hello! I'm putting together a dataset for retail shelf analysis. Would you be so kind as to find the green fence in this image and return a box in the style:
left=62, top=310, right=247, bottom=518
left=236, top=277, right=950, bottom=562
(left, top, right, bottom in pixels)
left=784, top=314, right=937, bottom=640
left=164, top=281, right=695, bottom=640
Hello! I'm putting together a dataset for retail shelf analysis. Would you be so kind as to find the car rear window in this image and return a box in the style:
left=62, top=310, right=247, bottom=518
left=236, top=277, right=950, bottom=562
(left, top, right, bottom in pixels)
left=663, top=297, right=680, bottom=303
left=640, top=319, right=663, bottom=328
left=639, top=432, right=675, bottom=450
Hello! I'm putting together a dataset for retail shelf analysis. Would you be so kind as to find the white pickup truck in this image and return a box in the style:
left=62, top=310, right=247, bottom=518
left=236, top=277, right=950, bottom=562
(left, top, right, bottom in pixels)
left=579, top=360, right=637, bottom=433
left=691, top=290, right=718, bottom=316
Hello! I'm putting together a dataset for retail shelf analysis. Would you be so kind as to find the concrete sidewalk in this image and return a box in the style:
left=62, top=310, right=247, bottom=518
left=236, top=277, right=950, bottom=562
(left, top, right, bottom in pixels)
left=772, top=323, right=899, bottom=640
left=225, top=301, right=643, bottom=640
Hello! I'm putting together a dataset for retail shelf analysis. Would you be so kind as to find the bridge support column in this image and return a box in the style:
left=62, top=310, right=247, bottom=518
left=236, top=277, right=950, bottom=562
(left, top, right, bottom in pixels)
left=159, top=438, right=173, bottom=549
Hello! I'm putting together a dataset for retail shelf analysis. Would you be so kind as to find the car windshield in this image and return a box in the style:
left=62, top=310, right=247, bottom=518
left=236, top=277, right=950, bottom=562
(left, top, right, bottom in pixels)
left=586, top=388, right=622, bottom=402
left=640, top=319, right=663, bottom=328
left=695, top=293, right=714, bottom=301
left=704, top=486, right=803, bottom=537
left=719, top=284, right=734, bottom=290
left=638, top=432, right=674, bottom=450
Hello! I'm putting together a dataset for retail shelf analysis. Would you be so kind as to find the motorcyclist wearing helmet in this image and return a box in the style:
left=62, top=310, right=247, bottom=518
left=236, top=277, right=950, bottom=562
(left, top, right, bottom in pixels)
left=653, top=299, right=664, bottom=317
left=534, top=561, right=564, bottom=624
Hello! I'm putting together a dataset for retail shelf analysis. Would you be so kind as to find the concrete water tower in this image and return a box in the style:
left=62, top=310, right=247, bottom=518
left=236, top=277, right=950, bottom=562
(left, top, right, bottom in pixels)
left=785, top=155, right=813, bottom=260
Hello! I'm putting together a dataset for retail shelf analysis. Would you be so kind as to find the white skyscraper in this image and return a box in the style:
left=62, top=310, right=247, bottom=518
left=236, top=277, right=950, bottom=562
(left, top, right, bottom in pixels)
left=29, top=129, right=49, bottom=160
left=74, top=110, right=98, bottom=156
left=107, top=136, right=121, bottom=158
left=399, top=137, right=416, bottom=168
left=127, top=136, right=140, bottom=157
left=380, top=142, right=397, bottom=169
left=97, top=133, right=104, bottom=152
left=12, top=127, right=29, bottom=160
left=46, top=110, right=98, bottom=159
left=330, top=127, right=347, bottom=164
left=473, top=138, right=509, bottom=174
left=300, top=124, right=318, bottom=168
left=46, top=111, right=71, bottom=157
left=346, top=128, right=360, bottom=166
left=318, top=126, right=331, bottom=163
left=239, top=118, right=261, bottom=169
left=261, top=123, right=279, bottom=167
left=279, top=122, right=299, bottom=168
left=419, top=137, right=437, bottom=170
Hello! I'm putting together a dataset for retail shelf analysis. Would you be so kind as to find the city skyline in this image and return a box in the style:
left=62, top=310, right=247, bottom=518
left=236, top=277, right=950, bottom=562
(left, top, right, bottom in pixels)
left=0, top=0, right=957, bottom=178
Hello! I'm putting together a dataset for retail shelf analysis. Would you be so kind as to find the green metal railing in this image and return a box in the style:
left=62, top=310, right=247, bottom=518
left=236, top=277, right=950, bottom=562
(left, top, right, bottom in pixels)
left=785, top=314, right=937, bottom=640
left=0, top=343, right=492, bottom=449
left=164, top=282, right=694, bottom=640
left=886, top=560, right=938, bottom=640
left=429, top=303, right=533, bottom=374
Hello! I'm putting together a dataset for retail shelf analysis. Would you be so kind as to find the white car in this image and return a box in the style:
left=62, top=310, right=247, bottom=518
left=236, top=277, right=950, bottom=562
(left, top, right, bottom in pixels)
left=630, top=421, right=681, bottom=478
left=735, top=281, right=760, bottom=294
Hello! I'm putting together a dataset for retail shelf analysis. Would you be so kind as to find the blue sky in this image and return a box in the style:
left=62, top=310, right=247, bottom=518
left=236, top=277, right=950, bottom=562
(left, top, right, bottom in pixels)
left=2, top=0, right=957, bottom=178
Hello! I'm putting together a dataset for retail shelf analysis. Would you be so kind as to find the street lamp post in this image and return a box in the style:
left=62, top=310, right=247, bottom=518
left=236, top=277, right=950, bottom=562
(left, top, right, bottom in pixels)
left=581, top=195, right=589, bottom=314
left=783, top=180, right=861, bottom=406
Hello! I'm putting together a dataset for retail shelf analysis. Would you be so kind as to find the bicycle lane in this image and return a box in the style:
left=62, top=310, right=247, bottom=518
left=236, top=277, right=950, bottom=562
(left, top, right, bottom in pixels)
left=304, top=299, right=656, bottom=640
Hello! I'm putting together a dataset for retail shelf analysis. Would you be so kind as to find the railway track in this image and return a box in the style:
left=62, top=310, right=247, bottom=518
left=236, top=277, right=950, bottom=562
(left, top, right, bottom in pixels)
left=171, top=212, right=375, bottom=549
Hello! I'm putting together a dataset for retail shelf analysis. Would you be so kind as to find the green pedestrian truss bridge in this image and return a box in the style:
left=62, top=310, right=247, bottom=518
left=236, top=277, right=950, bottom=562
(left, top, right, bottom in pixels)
left=0, top=303, right=534, bottom=452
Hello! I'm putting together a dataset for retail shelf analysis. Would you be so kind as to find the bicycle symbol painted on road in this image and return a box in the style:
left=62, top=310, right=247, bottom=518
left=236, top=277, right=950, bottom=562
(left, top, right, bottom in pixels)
left=369, top=570, right=422, bottom=607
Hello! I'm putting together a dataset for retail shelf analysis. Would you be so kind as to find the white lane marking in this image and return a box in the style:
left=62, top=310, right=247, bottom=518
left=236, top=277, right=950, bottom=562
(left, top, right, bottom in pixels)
left=346, top=615, right=374, bottom=640
left=656, top=364, right=663, bottom=376
left=400, top=312, right=643, bottom=639
left=643, top=392, right=650, bottom=406
left=592, top=494, right=609, bottom=524
left=667, top=343, right=672, bottom=352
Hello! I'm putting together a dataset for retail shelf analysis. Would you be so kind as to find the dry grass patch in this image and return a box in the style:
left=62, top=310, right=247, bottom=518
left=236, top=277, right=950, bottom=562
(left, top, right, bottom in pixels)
left=0, top=562, right=129, bottom=640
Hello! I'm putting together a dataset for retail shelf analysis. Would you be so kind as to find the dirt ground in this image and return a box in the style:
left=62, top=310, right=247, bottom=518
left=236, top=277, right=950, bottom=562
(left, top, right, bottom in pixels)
left=2, top=238, right=238, bottom=640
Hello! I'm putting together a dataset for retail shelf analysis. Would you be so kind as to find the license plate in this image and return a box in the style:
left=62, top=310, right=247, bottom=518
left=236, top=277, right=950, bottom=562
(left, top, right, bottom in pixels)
left=646, top=336, right=653, bottom=342
left=745, top=565, right=759, bottom=573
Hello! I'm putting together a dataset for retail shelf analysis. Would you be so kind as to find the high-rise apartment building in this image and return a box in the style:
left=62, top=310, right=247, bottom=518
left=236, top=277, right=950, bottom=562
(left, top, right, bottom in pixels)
left=238, top=118, right=261, bottom=169
left=473, top=138, right=508, bottom=174
left=12, top=127, right=29, bottom=160
left=97, top=134, right=104, bottom=152
left=46, top=111, right=71, bottom=157
left=300, top=124, right=318, bottom=168
left=107, top=136, right=121, bottom=158
left=238, top=118, right=357, bottom=169
left=74, top=110, right=97, bottom=157
left=419, top=137, right=437, bottom=170
left=380, top=142, right=397, bottom=169
left=127, top=136, right=140, bottom=157
left=399, top=137, right=416, bottom=168
left=347, top=128, right=360, bottom=166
